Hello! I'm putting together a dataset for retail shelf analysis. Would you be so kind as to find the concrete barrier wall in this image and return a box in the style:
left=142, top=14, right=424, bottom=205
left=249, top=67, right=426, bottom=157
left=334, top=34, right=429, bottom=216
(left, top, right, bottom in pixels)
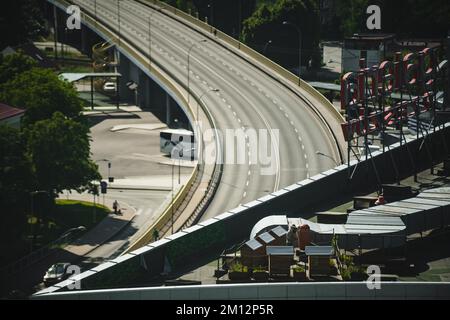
left=33, top=282, right=450, bottom=300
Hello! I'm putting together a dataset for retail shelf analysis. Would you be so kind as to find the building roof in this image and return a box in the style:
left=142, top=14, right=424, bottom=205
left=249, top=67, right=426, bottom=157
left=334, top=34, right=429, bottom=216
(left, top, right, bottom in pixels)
left=346, top=33, right=396, bottom=41
left=305, top=246, right=335, bottom=256
left=266, top=246, right=294, bottom=256
left=258, top=232, right=275, bottom=244
left=244, top=238, right=263, bottom=251
left=59, top=72, right=121, bottom=83
left=270, top=226, right=287, bottom=238
left=0, top=103, right=25, bottom=121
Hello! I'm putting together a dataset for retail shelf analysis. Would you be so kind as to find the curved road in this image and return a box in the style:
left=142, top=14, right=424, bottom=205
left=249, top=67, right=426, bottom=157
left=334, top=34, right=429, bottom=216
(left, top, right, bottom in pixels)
left=73, top=0, right=343, bottom=220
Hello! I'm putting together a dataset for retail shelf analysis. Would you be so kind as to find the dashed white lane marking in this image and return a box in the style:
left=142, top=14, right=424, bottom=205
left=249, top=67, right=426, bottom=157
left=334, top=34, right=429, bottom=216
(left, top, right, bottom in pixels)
left=243, top=192, right=247, bottom=198
left=248, top=171, right=251, bottom=176
left=304, top=154, right=308, bottom=160
left=306, top=163, right=309, bottom=169
left=238, top=118, right=242, bottom=123
left=246, top=181, right=249, bottom=187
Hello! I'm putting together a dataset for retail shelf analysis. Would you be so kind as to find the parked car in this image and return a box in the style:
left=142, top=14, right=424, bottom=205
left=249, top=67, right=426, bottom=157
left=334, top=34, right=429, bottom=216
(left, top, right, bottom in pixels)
left=43, top=263, right=71, bottom=286
left=103, top=82, right=117, bottom=93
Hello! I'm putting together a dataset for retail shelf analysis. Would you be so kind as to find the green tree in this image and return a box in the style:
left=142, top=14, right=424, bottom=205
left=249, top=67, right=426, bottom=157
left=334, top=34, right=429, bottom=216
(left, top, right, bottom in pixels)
left=193, top=0, right=256, bottom=38
left=335, top=0, right=369, bottom=37
left=26, top=112, right=100, bottom=196
left=0, top=52, right=37, bottom=84
left=242, top=0, right=321, bottom=69
left=0, top=68, right=84, bottom=126
left=0, top=125, right=34, bottom=262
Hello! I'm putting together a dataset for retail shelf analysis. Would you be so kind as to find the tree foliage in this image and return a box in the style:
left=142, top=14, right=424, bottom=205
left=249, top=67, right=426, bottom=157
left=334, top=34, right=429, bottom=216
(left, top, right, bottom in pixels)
left=0, top=52, right=37, bottom=84
left=0, top=68, right=84, bottom=125
left=0, top=0, right=46, bottom=49
left=0, top=125, right=33, bottom=255
left=25, top=112, right=100, bottom=196
left=242, top=0, right=321, bottom=68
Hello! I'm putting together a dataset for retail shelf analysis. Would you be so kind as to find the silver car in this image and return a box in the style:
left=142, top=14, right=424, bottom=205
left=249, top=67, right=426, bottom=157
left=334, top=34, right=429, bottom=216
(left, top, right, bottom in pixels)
left=43, top=263, right=71, bottom=286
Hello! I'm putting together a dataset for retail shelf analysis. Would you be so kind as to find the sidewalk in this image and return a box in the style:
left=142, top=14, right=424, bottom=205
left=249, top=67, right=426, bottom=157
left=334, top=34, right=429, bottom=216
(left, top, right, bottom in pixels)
left=62, top=194, right=136, bottom=257
left=104, top=175, right=191, bottom=191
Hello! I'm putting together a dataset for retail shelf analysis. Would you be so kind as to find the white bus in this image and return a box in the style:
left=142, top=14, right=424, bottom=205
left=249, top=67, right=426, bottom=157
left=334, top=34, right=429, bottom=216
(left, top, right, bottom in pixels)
left=160, top=128, right=195, bottom=160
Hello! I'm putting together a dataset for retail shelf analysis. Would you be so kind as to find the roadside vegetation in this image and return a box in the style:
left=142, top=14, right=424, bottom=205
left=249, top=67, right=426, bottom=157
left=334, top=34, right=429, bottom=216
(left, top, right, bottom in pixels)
left=162, top=0, right=450, bottom=72
left=0, top=52, right=101, bottom=266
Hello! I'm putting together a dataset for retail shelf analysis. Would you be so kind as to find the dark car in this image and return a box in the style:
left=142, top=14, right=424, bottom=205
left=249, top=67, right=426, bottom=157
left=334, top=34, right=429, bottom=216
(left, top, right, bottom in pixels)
left=43, top=263, right=71, bottom=287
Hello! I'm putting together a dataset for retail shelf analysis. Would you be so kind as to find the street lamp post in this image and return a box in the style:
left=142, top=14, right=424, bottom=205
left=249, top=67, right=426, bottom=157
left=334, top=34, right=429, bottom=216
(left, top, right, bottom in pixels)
left=187, top=40, right=208, bottom=106
left=282, top=21, right=302, bottom=85
left=263, top=40, right=272, bottom=55
left=148, top=13, right=153, bottom=72
left=171, top=145, right=184, bottom=235
left=170, top=144, right=195, bottom=235
left=316, top=151, right=340, bottom=167
left=197, top=88, right=220, bottom=120
left=94, top=0, right=97, bottom=28
left=117, top=0, right=121, bottom=48
left=95, top=159, right=111, bottom=178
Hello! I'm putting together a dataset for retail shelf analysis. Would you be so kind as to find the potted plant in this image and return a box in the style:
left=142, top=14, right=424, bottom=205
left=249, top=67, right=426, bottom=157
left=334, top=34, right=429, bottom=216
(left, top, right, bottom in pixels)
left=252, top=266, right=269, bottom=282
left=329, top=259, right=338, bottom=276
left=291, top=265, right=307, bottom=281
left=228, top=263, right=250, bottom=281
left=349, top=266, right=368, bottom=281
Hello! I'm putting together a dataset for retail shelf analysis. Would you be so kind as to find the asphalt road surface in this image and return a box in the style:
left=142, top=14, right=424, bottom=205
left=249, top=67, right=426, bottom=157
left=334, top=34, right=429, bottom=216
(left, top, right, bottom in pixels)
left=73, top=0, right=343, bottom=221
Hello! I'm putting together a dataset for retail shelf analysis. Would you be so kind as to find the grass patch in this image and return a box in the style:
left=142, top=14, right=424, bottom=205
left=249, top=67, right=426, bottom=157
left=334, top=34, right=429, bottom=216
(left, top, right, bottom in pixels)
left=58, top=64, right=94, bottom=73
left=34, top=199, right=110, bottom=247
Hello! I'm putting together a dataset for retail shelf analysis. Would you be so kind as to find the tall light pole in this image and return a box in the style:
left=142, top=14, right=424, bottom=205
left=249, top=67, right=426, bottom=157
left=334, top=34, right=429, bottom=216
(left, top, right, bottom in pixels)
left=263, top=40, right=272, bottom=55
left=117, top=0, right=121, bottom=49
left=238, top=0, right=241, bottom=45
left=187, top=39, right=207, bottom=105
left=197, top=88, right=219, bottom=120
left=282, top=21, right=302, bottom=85
left=94, top=0, right=97, bottom=29
left=148, top=12, right=153, bottom=72
left=170, top=144, right=185, bottom=235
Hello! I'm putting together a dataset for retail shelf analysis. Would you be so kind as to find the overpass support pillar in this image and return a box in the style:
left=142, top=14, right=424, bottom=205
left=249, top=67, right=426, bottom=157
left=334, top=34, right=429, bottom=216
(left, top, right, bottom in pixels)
left=166, top=93, right=171, bottom=125
left=117, top=52, right=133, bottom=103
left=446, top=32, right=450, bottom=109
